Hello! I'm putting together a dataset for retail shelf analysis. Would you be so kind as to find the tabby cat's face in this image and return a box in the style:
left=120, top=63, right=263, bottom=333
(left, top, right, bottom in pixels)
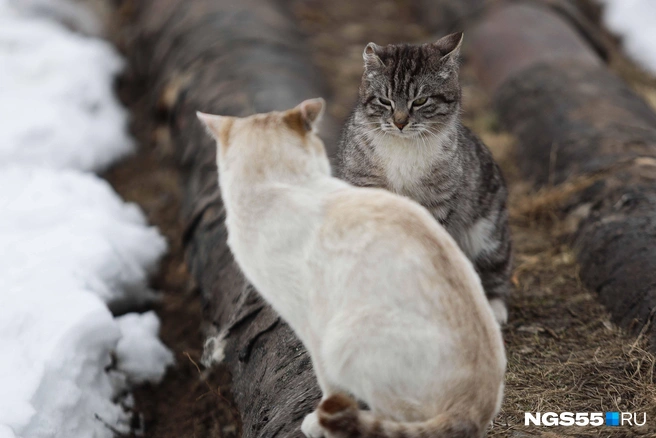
left=358, top=33, right=463, bottom=140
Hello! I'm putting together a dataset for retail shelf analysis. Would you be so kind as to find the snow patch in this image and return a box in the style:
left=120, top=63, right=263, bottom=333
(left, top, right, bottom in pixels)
left=0, top=0, right=133, bottom=172
left=115, top=312, right=175, bottom=385
left=0, top=1, right=173, bottom=437
left=1, top=167, right=166, bottom=307
left=602, top=0, right=656, bottom=74
left=8, top=0, right=106, bottom=37
left=0, top=167, right=170, bottom=437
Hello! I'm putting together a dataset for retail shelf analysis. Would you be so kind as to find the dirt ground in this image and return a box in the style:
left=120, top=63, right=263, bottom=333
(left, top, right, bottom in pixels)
left=105, top=0, right=656, bottom=437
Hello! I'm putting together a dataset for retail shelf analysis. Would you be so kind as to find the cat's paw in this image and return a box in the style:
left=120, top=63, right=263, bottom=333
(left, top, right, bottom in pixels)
left=489, top=298, right=508, bottom=325
left=301, top=411, right=324, bottom=438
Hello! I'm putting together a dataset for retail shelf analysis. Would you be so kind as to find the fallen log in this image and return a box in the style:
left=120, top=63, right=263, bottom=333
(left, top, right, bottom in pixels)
left=123, top=0, right=338, bottom=436
left=412, top=0, right=486, bottom=34
left=467, top=3, right=656, bottom=342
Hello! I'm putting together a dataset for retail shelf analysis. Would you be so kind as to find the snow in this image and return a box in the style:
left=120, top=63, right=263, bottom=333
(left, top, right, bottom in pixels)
left=0, top=166, right=166, bottom=308
left=9, top=0, right=106, bottom=37
left=0, top=1, right=174, bottom=437
left=0, top=0, right=132, bottom=172
left=602, top=0, right=656, bottom=74
left=115, top=312, right=175, bottom=385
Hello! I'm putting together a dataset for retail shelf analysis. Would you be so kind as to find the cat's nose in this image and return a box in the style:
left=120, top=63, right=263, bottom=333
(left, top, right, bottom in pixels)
left=393, top=112, right=409, bottom=130
left=393, top=120, right=408, bottom=130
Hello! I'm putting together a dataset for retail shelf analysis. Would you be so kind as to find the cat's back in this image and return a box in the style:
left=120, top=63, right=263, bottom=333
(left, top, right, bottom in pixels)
left=320, top=187, right=487, bottom=307
left=317, top=185, right=505, bottom=411
left=322, top=184, right=501, bottom=326
left=321, top=186, right=459, bottom=254
left=322, top=186, right=450, bottom=249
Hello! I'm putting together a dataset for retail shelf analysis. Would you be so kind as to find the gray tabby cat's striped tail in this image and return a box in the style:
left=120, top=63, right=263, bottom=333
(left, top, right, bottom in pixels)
left=318, top=394, right=481, bottom=438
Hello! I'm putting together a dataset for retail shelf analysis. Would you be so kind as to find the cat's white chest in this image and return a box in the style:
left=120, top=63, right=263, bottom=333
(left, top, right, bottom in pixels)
left=371, top=127, right=456, bottom=195
left=373, top=136, right=438, bottom=194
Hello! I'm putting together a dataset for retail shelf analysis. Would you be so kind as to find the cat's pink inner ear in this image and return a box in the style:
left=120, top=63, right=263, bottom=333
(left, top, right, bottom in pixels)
left=299, top=98, right=325, bottom=131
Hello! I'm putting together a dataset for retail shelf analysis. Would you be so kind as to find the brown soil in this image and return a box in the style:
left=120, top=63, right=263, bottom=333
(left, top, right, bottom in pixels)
left=104, top=0, right=656, bottom=437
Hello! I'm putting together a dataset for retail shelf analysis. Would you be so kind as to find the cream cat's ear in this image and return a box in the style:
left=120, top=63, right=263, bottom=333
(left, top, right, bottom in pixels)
left=363, top=42, right=383, bottom=69
left=433, top=32, right=464, bottom=59
left=285, top=98, right=325, bottom=133
left=299, top=98, right=325, bottom=130
left=197, top=111, right=231, bottom=143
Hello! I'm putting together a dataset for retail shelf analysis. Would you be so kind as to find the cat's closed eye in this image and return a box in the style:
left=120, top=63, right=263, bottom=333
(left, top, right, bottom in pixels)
left=378, top=97, right=392, bottom=107
left=412, top=97, right=428, bottom=107
left=432, top=94, right=455, bottom=104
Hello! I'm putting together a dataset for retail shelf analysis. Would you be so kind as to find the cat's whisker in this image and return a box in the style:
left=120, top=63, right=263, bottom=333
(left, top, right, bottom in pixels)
left=360, top=127, right=383, bottom=140
left=361, top=127, right=381, bottom=135
left=418, top=131, right=430, bottom=150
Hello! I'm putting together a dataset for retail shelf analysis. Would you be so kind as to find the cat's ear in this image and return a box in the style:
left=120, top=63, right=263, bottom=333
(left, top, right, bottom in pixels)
left=430, top=32, right=463, bottom=76
left=197, top=111, right=232, bottom=145
left=285, top=98, right=325, bottom=134
left=432, top=32, right=463, bottom=60
left=299, top=98, right=325, bottom=129
left=363, top=43, right=384, bottom=69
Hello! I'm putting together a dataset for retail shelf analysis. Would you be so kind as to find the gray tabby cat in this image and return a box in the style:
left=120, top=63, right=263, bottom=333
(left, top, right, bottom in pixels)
left=337, top=32, right=512, bottom=324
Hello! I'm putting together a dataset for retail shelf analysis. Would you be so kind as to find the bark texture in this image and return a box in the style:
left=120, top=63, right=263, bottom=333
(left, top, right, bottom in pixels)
left=468, top=3, right=656, bottom=341
left=125, top=0, right=338, bottom=436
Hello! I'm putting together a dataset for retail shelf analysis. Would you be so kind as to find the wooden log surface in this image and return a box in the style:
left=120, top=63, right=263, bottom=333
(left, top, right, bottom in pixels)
left=124, top=0, right=339, bottom=436
left=467, top=3, right=656, bottom=342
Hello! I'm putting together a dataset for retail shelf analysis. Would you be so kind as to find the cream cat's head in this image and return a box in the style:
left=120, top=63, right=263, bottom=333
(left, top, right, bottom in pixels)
left=196, top=98, right=328, bottom=179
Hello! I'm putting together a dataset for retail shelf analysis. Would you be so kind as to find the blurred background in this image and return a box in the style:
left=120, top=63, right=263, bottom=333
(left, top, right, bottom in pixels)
left=2, top=1, right=656, bottom=437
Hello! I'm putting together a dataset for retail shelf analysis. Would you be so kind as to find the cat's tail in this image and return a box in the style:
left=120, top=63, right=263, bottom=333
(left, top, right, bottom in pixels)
left=317, top=394, right=481, bottom=438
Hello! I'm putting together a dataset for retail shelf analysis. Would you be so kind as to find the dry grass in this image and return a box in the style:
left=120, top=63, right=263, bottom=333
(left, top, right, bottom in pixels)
left=492, top=223, right=656, bottom=436
left=508, top=177, right=596, bottom=224
left=463, top=67, right=656, bottom=438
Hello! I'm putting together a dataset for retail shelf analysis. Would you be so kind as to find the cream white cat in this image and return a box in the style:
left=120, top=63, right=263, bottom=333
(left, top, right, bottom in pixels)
left=197, top=99, right=506, bottom=438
